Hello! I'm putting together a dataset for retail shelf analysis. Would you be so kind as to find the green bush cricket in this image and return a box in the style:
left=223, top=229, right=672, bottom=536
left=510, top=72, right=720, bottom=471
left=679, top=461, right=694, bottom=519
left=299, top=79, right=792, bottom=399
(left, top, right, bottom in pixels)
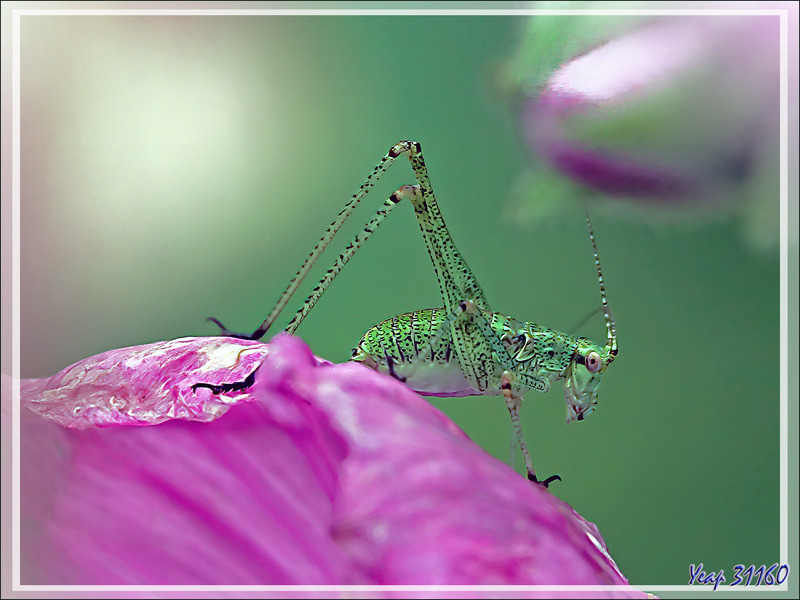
left=210, top=140, right=618, bottom=487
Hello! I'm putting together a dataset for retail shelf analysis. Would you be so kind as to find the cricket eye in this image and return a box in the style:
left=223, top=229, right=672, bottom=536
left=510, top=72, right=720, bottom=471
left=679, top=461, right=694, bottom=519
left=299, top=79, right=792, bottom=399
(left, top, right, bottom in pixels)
left=585, top=351, right=602, bottom=373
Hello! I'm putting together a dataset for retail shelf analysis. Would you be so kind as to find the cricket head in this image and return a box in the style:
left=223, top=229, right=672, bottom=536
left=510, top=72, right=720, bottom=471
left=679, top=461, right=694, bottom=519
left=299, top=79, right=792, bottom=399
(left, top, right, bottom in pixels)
left=563, top=338, right=616, bottom=423
left=564, top=215, right=619, bottom=424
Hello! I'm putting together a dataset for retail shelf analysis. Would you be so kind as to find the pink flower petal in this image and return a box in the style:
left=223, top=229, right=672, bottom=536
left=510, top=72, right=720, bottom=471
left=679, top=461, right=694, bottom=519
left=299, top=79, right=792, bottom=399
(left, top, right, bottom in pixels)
left=20, top=337, right=349, bottom=585
left=22, top=337, right=270, bottom=428
left=15, top=334, right=650, bottom=594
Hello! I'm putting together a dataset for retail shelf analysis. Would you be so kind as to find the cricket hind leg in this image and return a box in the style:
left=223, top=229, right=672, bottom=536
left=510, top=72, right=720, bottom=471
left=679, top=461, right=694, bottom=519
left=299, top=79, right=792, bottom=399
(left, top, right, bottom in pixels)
left=207, top=142, right=413, bottom=340
left=400, top=143, right=490, bottom=312
left=395, top=146, right=537, bottom=397
left=205, top=316, right=252, bottom=339
left=209, top=140, right=489, bottom=341
left=273, top=138, right=498, bottom=338
left=282, top=190, right=406, bottom=335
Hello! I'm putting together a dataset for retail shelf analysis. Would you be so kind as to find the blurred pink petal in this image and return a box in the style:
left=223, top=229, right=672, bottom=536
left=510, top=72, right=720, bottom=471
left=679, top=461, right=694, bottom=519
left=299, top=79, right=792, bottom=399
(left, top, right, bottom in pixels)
left=15, top=334, right=649, bottom=595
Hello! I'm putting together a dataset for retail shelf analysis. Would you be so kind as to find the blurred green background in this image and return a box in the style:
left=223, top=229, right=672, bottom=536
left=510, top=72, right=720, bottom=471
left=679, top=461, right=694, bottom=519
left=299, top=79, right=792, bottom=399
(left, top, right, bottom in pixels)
left=20, top=13, right=782, bottom=589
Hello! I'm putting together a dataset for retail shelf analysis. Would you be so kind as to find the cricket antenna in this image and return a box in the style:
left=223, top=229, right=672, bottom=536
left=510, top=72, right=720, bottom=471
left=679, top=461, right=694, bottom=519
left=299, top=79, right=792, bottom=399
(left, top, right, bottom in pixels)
left=586, top=214, right=618, bottom=362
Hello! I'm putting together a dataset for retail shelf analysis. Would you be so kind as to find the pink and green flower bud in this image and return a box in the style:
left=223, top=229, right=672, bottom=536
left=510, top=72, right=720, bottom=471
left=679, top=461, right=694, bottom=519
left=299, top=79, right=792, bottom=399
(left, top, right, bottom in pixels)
left=506, top=12, right=783, bottom=249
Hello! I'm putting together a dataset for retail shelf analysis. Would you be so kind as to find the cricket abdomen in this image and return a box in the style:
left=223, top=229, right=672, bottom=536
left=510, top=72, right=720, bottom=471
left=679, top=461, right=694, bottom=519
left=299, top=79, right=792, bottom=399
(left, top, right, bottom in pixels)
left=351, top=308, right=481, bottom=397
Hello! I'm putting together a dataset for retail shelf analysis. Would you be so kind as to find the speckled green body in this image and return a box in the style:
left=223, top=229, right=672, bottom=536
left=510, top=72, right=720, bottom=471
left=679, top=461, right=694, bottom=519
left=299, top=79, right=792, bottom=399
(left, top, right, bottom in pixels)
left=352, top=306, right=609, bottom=421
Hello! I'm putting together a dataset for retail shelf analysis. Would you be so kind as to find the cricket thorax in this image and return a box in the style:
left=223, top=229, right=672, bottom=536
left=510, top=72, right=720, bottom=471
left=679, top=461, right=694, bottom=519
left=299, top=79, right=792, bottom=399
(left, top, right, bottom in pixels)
left=498, top=321, right=579, bottom=374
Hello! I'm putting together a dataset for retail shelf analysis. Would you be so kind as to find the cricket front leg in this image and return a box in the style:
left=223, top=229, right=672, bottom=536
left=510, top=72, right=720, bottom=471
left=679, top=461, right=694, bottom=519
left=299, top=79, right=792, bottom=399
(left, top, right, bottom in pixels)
left=501, top=372, right=562, bottom=488
left=437, top=300, right=559, bottom=487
